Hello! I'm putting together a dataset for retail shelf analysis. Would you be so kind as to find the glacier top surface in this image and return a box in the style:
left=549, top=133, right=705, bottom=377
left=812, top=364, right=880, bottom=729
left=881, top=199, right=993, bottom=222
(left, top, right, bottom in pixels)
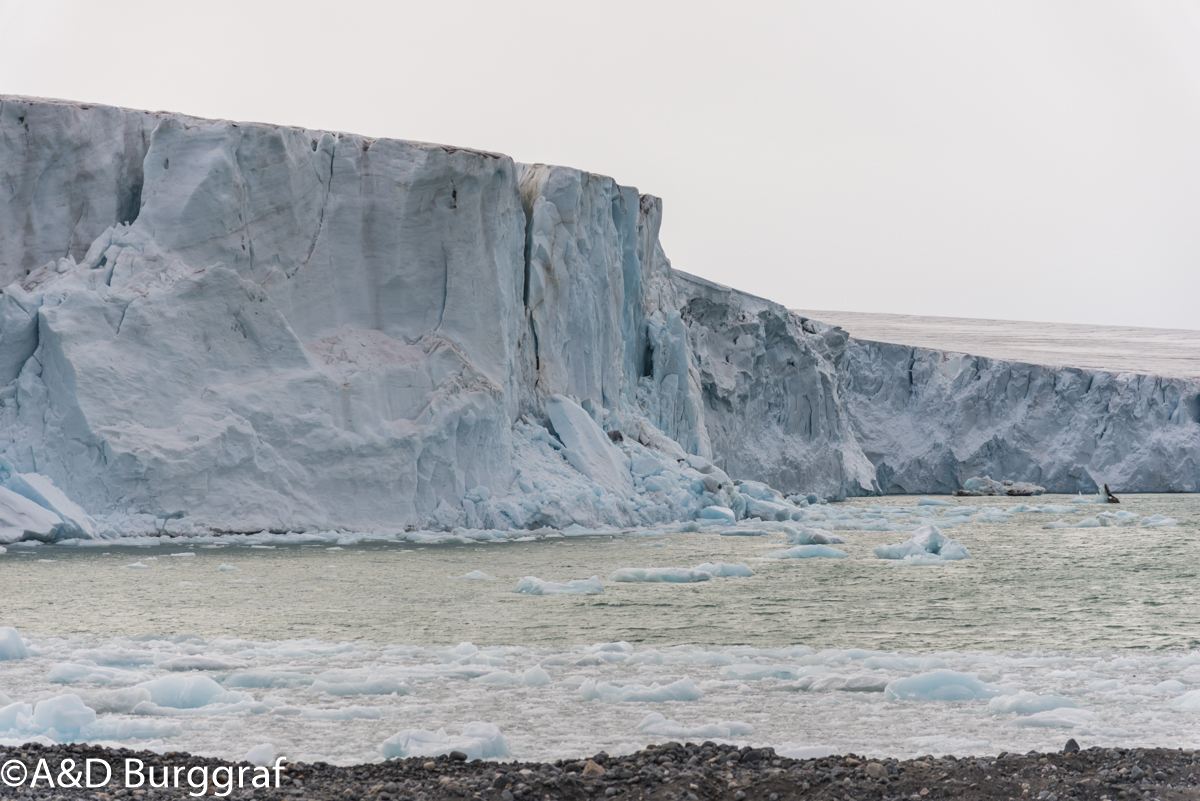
left=798, top=309, right=1200, bottom=381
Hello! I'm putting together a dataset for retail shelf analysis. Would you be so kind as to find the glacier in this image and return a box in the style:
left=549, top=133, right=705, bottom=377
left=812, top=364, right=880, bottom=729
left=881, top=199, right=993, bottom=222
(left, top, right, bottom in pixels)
left=1, top=96, right=1199, bottom=541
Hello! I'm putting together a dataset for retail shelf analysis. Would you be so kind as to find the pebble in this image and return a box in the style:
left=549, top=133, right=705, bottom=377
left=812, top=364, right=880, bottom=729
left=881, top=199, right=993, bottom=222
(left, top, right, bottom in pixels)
left=0, top=738, right=1196, bottom=801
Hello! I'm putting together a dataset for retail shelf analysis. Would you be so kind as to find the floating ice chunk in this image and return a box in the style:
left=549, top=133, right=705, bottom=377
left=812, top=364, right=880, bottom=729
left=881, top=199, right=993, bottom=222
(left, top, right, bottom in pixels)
left=1072, top=518, right=1101, bottom=528
left=873, top=526, right=970, bottom=562
left=217, top=564, right=239, bottom=572
left=0, top=628, right=29, bottom=660
left=1012, top=708, right=1101, bottom=728
left=693, top=562, right=754, bottom=577
left=244, top=744, right=276, bottom=767
left=803, top=674, right=890, bottom=693
left=74, top=687, right=151, bottom=714
left=522, top=666, right=552, bottom=686
left=1097, top=511, right=1140, bottom=526
left=46, top=663, right=148, bottom=686
left=123, top=562, right=150, bottom=569
left=1043, top=520, right=1071, bottom=529
left=580, top=677, right=702, bottom=703
left=224, top=670, right=311, bottom=689
left=1142, top=514, right=1178, bottom=527
left=0, top=702, right=32, bottom=731
left=545, top=395, right=633, bottom=494
left=636, top=712, right=753, bottom=739
left=742, top=498, right=797, bottom=522
left=454, top=570, right=495, bottom=580
left=380, top=722, right=509, bottom=760
left=784, top=527, right=845, bottom=545
left=608, top=567, right=712, bottom=583
left=475, top=671, right=523, bottom=686
left=514, top=576, right=604, bottom=595
left=1070, top=492, right=1109, bottom=504
left=158, top=656, right=245, bottom=671
left=883, top=670, right=1006, bottom=701
left=1037, top=505, right=1079, bottom=514
left=300, top=706, right=383, bottom=720
left=917, top=498, right=956, bottom=506
left=698, top=507, right=736, bottom=524
left=310, top=678, right=413, bottom=696
left=31, top=694, right=96, bottom=735
left=987, top=692, right=1078, bottom=715
left=763, top=544, right=849, bottom=559
left=719, top=664, right=808, bottom=681
left=939, top=507, right=977, bottom=517
left=137, top=675, right=231, bottom=708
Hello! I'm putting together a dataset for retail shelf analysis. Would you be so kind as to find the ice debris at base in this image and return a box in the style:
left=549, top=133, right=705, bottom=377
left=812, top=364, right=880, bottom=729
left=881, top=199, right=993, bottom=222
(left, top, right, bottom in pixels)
left=380, top=722, right=509, bottom=761
left=636, top=712, right=753, bottom=739
left=0, top=459, right=99, bottom=544
left=872, top=526, right=971, bottom=562
left=514, top=576, right=605, bottom=595
left=763, top=544, right=850, bottom=559
left=883, top=670, right=1008, bottom=702
left=2, top=97, right=1198, bottom=543
left=956, top=476, right=1045, bottom=497
left=580, top=677, right=702, bottom=703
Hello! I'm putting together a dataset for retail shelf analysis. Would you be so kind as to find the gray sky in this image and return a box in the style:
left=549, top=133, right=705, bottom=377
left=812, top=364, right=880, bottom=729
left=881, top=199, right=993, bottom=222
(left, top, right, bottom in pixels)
left=4, top=1, right=1199, bottom=330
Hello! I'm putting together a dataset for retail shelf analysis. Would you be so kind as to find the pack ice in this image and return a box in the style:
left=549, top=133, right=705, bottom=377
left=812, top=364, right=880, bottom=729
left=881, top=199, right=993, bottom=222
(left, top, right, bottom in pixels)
left=2, top=96, right=1198, bottom=541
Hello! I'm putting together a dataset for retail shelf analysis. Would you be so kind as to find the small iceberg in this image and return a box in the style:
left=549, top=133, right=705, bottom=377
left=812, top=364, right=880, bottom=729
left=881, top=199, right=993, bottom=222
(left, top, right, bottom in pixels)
left=609, top=568, right=712, bottom=583
left=580, top=677, right=702, bottom=703
left=514, top=576, right=604, bottom=595
left=873, top=525, right=970, bottom=562
left=763, top=544, right=849, bottom=559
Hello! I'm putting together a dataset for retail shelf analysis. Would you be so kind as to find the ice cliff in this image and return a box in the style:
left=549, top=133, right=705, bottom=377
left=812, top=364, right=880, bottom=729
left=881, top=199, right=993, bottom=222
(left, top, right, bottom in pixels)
left=1, top=96, right=1197, bottom=539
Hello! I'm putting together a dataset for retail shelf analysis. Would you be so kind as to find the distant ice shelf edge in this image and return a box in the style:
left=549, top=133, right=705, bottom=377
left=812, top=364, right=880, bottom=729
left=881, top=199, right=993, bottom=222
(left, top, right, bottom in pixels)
left=0, top=95, right=1198, bottom=542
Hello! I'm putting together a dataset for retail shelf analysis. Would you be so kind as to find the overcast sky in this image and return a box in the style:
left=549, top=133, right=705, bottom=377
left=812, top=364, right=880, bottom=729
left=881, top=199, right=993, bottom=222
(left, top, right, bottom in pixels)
left=4, top=1, right=1199, bottom=330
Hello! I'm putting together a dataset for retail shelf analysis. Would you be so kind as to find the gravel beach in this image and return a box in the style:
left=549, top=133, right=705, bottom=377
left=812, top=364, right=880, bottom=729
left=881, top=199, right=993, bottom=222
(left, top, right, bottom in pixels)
left=1, top=741, right=1197, bottom=801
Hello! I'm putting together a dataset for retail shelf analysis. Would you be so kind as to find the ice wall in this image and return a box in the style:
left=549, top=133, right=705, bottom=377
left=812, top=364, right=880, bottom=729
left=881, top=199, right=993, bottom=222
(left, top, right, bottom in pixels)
left=1, top=96, right=1197, bottom=537
left=835, top=337, right=1200, bottom=494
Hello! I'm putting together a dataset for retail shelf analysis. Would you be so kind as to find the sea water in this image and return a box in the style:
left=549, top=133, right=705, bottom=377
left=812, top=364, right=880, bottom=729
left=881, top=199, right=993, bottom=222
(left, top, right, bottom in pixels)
left=1, top=494, right=1198, bottom=764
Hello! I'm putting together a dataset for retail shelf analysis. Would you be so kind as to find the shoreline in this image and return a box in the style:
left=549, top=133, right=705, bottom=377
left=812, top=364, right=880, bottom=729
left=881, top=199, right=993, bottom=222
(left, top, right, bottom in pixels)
left=1, top=741, right=1196, bottom=801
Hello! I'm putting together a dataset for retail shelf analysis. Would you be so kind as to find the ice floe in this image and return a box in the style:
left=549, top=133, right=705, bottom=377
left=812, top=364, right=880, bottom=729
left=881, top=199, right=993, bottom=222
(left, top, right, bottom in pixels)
left=872, top=526, right=971, bottom=562
left=514, top=576, right=605, bottom=595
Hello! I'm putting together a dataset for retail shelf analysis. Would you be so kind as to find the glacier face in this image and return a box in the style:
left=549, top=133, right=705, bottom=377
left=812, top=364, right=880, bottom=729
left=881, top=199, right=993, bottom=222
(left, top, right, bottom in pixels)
left=1, top=96, right=1197, bottom=538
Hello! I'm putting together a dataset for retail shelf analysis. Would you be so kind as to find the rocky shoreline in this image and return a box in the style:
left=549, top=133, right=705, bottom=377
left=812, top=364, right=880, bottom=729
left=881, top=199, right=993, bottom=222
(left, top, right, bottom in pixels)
left=0, top=741, right=1197, bottom=801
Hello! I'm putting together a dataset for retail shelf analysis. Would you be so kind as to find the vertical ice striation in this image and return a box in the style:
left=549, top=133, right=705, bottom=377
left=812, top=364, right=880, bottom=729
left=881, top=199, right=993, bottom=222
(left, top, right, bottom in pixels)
left=0, top=96, right=1196, bottom=539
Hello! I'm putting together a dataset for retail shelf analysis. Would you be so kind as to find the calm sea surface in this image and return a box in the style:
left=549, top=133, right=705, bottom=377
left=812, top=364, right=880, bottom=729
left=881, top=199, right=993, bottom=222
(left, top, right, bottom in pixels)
left=7, top=494, right=1197, bottom=653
